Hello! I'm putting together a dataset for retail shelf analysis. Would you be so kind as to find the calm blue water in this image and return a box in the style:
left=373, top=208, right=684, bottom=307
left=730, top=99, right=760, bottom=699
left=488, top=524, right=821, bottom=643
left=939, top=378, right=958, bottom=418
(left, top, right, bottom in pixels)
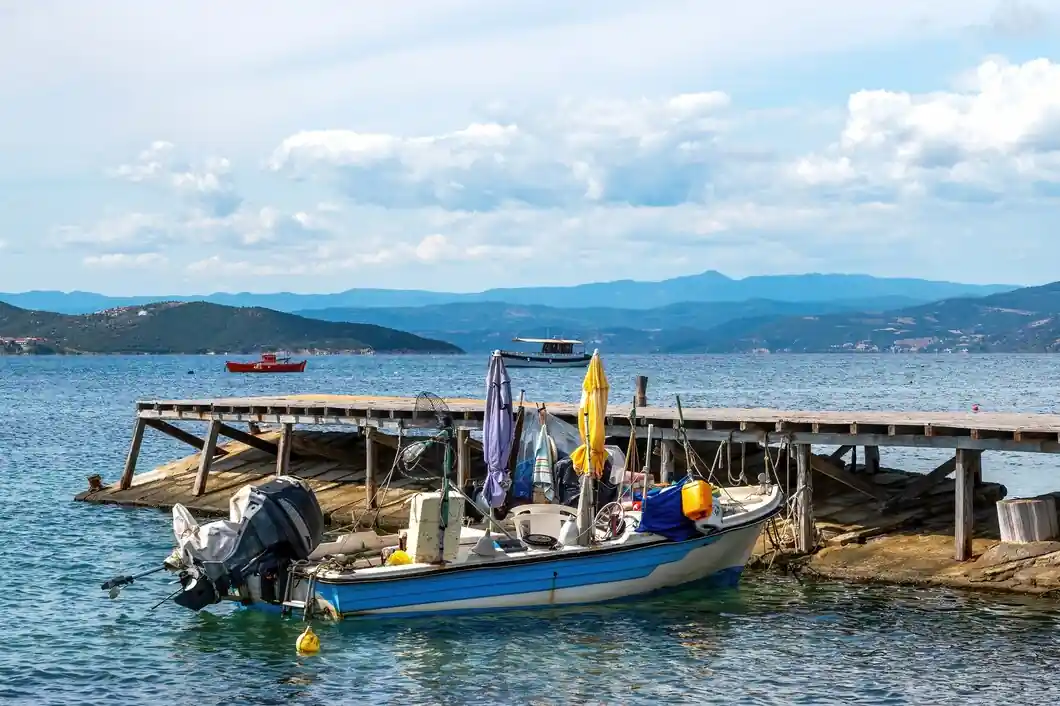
left=2, top=354, right=1060, bottom=705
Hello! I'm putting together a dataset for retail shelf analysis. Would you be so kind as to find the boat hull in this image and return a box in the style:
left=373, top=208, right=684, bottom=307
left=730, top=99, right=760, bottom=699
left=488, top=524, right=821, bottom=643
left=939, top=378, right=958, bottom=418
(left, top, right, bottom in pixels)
left=308, top=516, right=771, bottom=619
left=225, top=360, right=307, bottom=373
left=499, top=353, right=592, bottom=369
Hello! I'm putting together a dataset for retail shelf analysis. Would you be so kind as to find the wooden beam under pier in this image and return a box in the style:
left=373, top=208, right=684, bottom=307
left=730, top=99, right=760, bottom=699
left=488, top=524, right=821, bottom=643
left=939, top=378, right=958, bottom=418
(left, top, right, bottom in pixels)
left=193, top=420, right=222, bottom=496
left=144, top=418, right=230, bottom=457
left=885, top=456, right=958, bottom=511
left=829, top=445, right=853, bottom=462
left=119, top=418, right=147, bottom=490
left=795, top=444, right=814, bottom=554
left=810, top=454, right=888, bottom=504
left=864, top=445, right=881, bottom=474
left=276, top=423, right=293, bottom=475
left=955, top=449, right=983, bottom=561
left=217, top=422, right=279, bottom=456
left=365, top=426, right=378, bottom=511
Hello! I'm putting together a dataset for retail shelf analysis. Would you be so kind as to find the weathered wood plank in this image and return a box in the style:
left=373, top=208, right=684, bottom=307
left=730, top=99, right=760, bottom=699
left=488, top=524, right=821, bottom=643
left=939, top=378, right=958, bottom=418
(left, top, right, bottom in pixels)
left=660, top=440, right=675, bottom=484
left=217, top=422, right=280, bottom=456
left=810, top=455, right=888, bottom=502
left=864, top=445, right=881, bottom=474
left=119, top=417, right=147, bottom=490
left=276, top=423, right=293, bottom=475
left=796, top=444, right=814, bottom=554
left=365, top=426, right=378, bottom=510
left=193, top=420, right=222, bottom=496
left=955, top=448, right=981, bottom=561
left=144, top=418, right=229, bottom=456
left=885, top=456, right=957, bottom=510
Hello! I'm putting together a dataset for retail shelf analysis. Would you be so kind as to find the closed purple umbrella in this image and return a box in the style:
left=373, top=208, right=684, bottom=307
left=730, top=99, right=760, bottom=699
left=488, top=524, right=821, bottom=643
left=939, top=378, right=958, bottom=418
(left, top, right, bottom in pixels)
left=482, top=351, right=515, bottom=508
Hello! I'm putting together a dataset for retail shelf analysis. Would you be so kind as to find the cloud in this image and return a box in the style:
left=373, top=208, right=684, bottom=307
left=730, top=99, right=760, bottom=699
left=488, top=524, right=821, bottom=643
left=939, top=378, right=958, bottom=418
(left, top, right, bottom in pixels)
left=787, top=57, right=1060, bottom=203
left=83, top=252, right=168, bottom=268
left=268, top=92, right=733, bottom=209
left=33, top=52, right=1060, bottom=291
left=54, top=204, right=332, bottom=255
left=109, top=141, right=242, bottom=217
left=982, top=0, right=1053, bottom=38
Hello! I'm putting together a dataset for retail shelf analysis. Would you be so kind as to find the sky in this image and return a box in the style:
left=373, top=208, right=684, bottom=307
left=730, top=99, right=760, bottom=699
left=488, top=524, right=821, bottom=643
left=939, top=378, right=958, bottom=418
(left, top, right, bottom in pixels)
left=1, top=0, right=1058, bottom=295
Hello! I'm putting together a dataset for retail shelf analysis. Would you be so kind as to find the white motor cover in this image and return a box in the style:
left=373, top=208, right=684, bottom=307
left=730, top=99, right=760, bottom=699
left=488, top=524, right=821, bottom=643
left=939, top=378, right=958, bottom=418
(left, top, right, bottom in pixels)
left=171, top=503, right=242, bottom=566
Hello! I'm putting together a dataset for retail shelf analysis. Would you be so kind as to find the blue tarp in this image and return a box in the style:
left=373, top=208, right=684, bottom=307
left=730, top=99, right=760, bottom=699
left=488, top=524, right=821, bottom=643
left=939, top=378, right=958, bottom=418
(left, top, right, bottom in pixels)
left=634, top=476, right=700, bottom=542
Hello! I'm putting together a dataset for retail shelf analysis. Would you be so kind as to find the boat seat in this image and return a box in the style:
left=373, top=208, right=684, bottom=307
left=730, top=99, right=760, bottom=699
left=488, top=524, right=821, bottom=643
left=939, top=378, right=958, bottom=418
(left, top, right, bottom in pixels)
left=510, top=504, right=576, bottom=541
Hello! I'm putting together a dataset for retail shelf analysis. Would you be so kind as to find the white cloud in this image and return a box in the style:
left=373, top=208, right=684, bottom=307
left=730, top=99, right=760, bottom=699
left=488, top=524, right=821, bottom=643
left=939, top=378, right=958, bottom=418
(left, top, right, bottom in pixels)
left=268, top=91, right=733, bottom=209
left=110, top=141, right=242, bottom=216
left=789, top=57, right=1060, bottom=202
left=83, top=253, right=168, bottom=268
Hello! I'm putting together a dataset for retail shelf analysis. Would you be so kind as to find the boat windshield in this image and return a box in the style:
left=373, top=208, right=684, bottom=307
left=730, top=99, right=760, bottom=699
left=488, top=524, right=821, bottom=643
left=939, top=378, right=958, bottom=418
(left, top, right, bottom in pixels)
left=541, top=341, right=574, bottom=354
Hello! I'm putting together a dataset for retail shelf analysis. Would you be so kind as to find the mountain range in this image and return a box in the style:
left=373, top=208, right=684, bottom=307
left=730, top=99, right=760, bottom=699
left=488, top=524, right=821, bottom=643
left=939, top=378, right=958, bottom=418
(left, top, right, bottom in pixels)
left=0, top=301, right=461, bottom=355
left=2, top=270, right=1052, bottom=354
left=0, top=271, right=1015, bottom=314
left=679, top=281, right=1060, bottom=353
left=294, top=297, right=926, bottom=353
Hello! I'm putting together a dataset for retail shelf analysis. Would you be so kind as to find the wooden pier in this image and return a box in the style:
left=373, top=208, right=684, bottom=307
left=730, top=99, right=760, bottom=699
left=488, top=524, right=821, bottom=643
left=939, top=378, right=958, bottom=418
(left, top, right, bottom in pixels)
left=77, top=389, right=1060, bottom=567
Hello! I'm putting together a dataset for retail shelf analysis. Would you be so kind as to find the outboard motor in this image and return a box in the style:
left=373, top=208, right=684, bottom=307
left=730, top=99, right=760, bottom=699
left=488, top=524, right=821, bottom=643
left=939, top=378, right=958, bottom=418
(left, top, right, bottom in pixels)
left=168, top=476, right=325, bottom=611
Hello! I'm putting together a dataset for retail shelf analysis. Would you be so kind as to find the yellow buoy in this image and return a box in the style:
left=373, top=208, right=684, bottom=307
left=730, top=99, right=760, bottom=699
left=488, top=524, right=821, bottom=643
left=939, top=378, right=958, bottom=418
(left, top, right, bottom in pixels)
left=385, top=549, right=413, bottom=566
left=295, top=625, right=320, bottom=655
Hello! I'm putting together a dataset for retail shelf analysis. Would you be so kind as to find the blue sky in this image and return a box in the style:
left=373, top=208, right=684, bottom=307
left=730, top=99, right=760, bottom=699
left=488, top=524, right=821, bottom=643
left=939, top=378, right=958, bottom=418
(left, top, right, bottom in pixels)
left=0, top=0, right=1058, bottom=295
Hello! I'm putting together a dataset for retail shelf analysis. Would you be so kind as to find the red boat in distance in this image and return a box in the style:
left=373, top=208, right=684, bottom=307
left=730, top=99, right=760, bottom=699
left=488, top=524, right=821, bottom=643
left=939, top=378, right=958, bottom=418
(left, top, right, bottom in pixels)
left=225, top=352, right=307, bottom=373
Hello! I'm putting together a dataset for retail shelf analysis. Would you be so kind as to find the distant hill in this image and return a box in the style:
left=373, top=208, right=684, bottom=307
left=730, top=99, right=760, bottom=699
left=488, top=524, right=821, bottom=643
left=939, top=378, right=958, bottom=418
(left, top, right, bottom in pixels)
left=296, top=296, right=930, bottom=353
left=670, top=281, right=1060, bottom=353
left=0, top=301, right=463, bottom=355
left=0, top=271, right=1016, bottom=314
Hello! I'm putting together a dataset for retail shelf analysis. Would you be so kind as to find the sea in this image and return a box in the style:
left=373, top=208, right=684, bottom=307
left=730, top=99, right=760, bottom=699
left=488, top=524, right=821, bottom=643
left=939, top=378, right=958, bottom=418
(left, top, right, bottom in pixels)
left=2, top=353, right=1060, bottom=705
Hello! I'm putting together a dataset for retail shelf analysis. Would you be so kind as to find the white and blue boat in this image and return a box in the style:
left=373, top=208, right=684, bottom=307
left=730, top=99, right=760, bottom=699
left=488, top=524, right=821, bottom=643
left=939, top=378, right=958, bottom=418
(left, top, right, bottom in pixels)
left=160, top=474, right=783, bottom=620
left=155, top=351, right=781, bottom=620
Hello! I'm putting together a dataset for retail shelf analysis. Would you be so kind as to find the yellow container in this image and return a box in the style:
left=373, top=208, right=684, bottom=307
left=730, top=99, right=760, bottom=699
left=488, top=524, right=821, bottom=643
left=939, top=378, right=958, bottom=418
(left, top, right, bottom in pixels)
left=681, top=479, right=714, bottom=521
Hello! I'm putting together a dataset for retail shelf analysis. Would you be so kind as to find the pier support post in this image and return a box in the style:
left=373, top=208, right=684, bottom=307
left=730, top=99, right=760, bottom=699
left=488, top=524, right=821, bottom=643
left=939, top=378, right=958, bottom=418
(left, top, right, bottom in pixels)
left=955, top=448, right=982, bottom=561
left=864, top=445, right=880, bottom=474
left=795, top=443, right=815, bottom=554
left=849, top=445, right=857, bottom=473
left=365, top=426, right=378, bottom=510
left=634, top=376, right=648, bottom=407
left=660, top=440, right=675, bottom=484
left=119, top=417, right=147, bottom=490
left=193, top=420, right=221, bottom=496
left=456, top=428, right=470, bottom=488
left=276, top=423, right=293, bottom=476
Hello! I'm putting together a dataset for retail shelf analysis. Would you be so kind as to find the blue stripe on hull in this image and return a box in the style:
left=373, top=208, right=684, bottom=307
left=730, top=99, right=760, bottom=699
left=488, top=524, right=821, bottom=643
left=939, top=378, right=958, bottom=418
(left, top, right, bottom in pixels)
left=314, top=532, right=729, bottom=614
left=240, top=565, right=746, bottom=620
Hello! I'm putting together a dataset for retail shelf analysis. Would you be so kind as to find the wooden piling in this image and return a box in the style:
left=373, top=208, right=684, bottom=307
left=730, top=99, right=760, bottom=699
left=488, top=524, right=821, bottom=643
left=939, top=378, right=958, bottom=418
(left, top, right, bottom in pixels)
left=456, top=428, right=470, bottom=488
left=276, top=423, right=293, bottom=476
left=119, top=417, right=147, bottom=490
left=955, top=448, right=981, bottom=561
left=365, top=425, right=378, bottom=510
left=864, top=445, right=881, bottom=474
left=634, top=376, right=648, bottom=407
left=795, top=443, right=814, bottom=553
left=192, top=420, right=221, bottom=496
left=660, top=440, right=675, bottom=483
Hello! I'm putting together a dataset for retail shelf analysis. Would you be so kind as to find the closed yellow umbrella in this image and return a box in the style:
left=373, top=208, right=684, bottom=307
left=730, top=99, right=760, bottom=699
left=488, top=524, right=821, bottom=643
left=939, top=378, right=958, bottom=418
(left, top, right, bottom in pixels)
left=569, top=349, right=610, bottom=477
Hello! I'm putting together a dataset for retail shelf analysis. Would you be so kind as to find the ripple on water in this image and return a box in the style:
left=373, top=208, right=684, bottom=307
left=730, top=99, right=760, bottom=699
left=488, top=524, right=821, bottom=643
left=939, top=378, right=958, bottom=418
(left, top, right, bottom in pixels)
left=4, top=355, right=1060, bottom=704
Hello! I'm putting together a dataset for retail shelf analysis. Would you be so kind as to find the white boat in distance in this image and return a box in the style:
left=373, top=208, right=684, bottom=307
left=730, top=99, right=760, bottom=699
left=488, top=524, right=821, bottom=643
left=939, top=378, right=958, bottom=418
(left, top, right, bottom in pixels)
left=499, top=337, right=593, bottom=368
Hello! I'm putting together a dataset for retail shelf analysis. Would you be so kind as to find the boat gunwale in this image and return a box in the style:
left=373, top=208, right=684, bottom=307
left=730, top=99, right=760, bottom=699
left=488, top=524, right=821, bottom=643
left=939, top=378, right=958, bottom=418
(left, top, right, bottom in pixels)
left=310, top=490, right=783, bottom=586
